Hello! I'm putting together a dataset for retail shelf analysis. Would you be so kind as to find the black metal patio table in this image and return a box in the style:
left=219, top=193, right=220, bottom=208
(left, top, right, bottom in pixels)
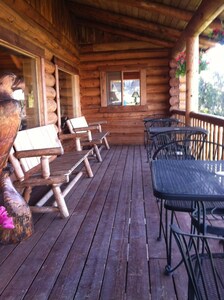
left=151, top=159, right=224, bottom=273
left=149, top=126, right=207, bottom=136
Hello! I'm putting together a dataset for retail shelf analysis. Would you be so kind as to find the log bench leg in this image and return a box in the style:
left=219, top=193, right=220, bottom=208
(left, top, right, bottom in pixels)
left=84, top=157, right=94, bottom=178
left=103, top=137, right=110, bottom=150
left=93, top=144, right=102, bottom=162
left=52, top=184, right=69, bottom=218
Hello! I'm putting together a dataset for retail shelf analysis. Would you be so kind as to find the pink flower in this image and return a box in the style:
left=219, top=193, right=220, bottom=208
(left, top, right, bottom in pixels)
left=213, top=29, right=220, bottom=35
left=0, top=206, right=14, bottom=229
left=175, top=52, right=186, bottom=62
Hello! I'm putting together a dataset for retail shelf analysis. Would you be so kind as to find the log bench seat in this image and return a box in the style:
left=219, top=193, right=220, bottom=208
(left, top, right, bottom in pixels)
left=8, top=124, right=94, bottom=218
left=66, top=116, right=110, bottom=162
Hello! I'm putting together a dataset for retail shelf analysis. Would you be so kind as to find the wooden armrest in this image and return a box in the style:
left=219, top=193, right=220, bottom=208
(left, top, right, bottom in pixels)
left=88, top=120, right=107, bottom=125
left=71, top=125, right=98, bottom=132
left=59, top=131, right=92, bottom=150
left=59, top=132, right=88, bottom=140
left=15, top=147, right=63, bottom=159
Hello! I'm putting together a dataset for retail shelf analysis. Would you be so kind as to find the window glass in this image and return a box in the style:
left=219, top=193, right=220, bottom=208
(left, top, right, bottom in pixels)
left=59, top=70, right=73, bottom=118
left=107, top=71, right=121, bottom=106
left=58, top=69, right=81, bottom=132
left=106, top=70, right=140, bottom=106
left=0, top=45, right=39, bottom=129
left=123, top=71, right=140, bottom=106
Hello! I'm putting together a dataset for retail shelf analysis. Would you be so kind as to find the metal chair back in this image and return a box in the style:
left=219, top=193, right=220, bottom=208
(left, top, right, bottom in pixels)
left=151, top=128, right=208, bottom=161
left=171, top=224, right=224, bottom=300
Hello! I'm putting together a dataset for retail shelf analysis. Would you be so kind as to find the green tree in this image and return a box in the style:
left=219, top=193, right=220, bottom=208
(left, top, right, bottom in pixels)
left=199, top=72, right=224, bottom=117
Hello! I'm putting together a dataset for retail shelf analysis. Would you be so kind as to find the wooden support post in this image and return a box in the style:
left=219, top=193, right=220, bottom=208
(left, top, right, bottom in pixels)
left=185, top=36, right=199, bottom=126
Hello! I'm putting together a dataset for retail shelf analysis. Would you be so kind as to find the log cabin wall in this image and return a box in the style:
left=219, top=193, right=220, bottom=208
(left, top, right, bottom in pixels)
left=45, top=60, right=57, bottom=125
left=0, top=0, right=173, bottom=146
left=79, top=48, right=171, bottom=145
left=0, top=0, right=79, bottom=128
left=169, top=59, right=186, bottom=112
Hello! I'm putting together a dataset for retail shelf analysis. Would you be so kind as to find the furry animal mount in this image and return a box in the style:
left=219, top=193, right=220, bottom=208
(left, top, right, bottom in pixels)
left=0, top=71, right=25, bottom=100
left=0, top=72, right=23, bottom=173
left=0, top=72, right=33, bottom=243
left=0, top=99, right=21, bottom=173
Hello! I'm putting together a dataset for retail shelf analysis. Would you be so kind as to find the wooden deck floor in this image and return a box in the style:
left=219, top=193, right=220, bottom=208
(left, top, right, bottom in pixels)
left=0, top=145, right=191, bottom=300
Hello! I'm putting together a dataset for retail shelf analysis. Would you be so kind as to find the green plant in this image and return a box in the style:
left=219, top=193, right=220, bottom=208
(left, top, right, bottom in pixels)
left=175, top=51, right=208, bottom=78
left=175, top=52, right=186, bottom=78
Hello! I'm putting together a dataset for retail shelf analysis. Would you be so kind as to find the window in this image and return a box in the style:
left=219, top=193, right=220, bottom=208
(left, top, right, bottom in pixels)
left=54, top=57, right=81, bottom=132
left=0, top=45, right=40, bottom=129
left=100, top=68, right=146, bottom=108
left=107, top=70, right=140, bottom=106
left=57, top=70, right=81, bottom=132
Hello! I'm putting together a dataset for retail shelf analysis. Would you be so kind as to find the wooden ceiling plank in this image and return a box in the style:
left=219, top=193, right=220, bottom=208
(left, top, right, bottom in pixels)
left=69, top=3, right=181, bottom=41
left=111, top=0, right=222, bottom=29
left=76, top=18, right=174, bottom=48
left=112, top=0, right=193, bottom=22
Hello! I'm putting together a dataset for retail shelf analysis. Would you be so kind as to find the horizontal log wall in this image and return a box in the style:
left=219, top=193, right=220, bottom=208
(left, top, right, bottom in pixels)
left=45, top=59, right=58, bottom=125
left=0, top=1, right=79, bottom=129
left=0, top=1, right=172, bottom=146
left=80, top=49, right=171, bottom=145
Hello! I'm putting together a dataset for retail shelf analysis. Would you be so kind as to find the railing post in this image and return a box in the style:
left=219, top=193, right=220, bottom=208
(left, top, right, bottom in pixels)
left=185, top=36, right=199, bottom=126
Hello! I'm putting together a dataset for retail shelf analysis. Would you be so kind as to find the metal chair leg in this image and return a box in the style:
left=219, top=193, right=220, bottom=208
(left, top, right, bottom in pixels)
left=157, top=198, right=164, bottom=241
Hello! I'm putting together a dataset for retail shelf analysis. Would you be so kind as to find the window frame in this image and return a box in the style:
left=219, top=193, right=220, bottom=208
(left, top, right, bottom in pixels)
left=0, top=35, right=44, bottom=128
left=54, top=56, right=81, bottom=132
left=100, top=66, right=147, bottom=109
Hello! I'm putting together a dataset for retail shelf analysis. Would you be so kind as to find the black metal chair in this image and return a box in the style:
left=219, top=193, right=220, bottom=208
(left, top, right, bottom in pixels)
left=143, top=113, right=168, bottom=124
left=151, top=127, right=207, bottom=161
left=155, top=139, right=224, bottom=274
left=144, top=117, right=182, bottom=161
left=190, top=140, right=224, bottom=238
left=171, top=224, right=224, bottom=300
left=152, top=132, right=208, bottom=274
left=143, top=114, right=171, bottom=150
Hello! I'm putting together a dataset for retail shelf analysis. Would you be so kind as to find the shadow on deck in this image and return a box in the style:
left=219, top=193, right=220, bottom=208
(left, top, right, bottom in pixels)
left=0, top=145, right=189, bottom=300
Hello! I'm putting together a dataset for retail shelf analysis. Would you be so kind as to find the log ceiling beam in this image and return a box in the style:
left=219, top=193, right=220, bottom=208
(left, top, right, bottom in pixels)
left=73, top=4, right=215, bottom=51
left=77, top=23, right=214, bottom=53
left=75, top=18, right=174, bottom=48
left=172, top=0, right=224, bottom=57
left=68, top=3, right=180, bottom=42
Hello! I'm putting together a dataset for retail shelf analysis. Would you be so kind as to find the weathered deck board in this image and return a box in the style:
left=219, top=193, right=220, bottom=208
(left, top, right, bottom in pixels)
left=126, top=146, right=150, bottom=300
left=100, top=146, right=130, bottom=300
left=0, top=145, right=210, bottom=299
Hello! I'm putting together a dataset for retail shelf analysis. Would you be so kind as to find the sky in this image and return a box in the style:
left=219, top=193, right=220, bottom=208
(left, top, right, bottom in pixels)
left=203, top=44, right=224, bottom=76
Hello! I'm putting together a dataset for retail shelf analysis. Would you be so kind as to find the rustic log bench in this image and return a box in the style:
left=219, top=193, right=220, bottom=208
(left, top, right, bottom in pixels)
left=8, top=124, right=94, bottom=219
left=66, top=116, right=110, bottom=162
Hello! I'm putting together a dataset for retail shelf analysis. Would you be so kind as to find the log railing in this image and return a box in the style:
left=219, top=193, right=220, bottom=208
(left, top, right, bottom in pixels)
left=171, top=109, right=186, bottom=124
left=172, top=109, right=224, bottom=156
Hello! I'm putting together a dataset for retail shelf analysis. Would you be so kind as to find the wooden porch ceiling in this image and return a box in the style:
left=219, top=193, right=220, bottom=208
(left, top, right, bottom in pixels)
left=66, top=0, right=224, bottom=54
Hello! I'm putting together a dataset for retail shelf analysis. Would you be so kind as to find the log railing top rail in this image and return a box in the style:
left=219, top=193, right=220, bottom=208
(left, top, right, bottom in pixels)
left=172, top=109, right=224, bottom=127
left=190, top=111, right=224, bottom=127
